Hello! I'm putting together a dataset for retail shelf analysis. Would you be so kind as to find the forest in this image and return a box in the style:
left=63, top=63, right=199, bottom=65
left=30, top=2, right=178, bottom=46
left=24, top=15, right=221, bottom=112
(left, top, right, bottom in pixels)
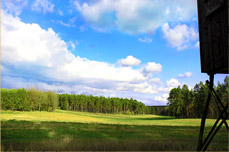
left=1, top=76, right=228, bottom=118
left=1, top=88, right=58, bottom=112
left=1, top=87, right=147, bottom=114
left=58, top=94, right=147, bottom=114
left=167, top=76, right=228, bottom=118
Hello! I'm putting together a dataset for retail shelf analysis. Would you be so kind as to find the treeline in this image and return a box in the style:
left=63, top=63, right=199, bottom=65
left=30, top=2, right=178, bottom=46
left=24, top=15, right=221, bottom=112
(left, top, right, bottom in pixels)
left=1, top=87, right=149, bottom=114
left=167, top=76, right=229, bottom=118
left=1, top=87, right=58, bottom=112
left=58, top=94, right=147, bottom=114
left=146, top=106, right=168, bottom=116
left=3, top=76, right=227, bottom=117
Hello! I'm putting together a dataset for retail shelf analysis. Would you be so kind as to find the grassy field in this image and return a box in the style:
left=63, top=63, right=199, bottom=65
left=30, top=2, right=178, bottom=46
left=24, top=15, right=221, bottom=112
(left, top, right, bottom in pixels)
left=1, top=110, right=228, bottom=151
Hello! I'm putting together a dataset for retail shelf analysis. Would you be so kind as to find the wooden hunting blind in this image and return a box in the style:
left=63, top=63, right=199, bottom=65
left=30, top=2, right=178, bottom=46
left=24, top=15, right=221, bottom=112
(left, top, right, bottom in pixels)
left=198, top=0, right=229, bottom=74
left=197, top=0, right=229, bottom=151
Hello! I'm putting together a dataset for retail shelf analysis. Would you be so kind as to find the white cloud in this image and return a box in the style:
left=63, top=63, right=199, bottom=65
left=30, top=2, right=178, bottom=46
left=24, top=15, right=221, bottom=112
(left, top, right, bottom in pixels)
left=162, top=22, right=198, bottom=50
left=117, top=55, right=141, bottom=66
left=154, top=93, right=169, bottom=103
left=142, top=62, right=162, bottom=77
left=57, top=20, right=71, bottom=27
left=2, top=11, right=175, bottom=105
left=149, top=78, right=162, bottom=84
left=109, top=93, right=116, bottom=97
left=2, top=12, right=72, bottom=67
left=67, top=40, right=79, bottom=51
left=188, top=85, right=193, bottom=90
left=1, top=76, right=114, bottom=96
left=68, top=41, right=76, bottom=50
left=166, top=78, right=180, bottom=88
left=157, top=78, right=183, bottom=93
left=1, top=12, right=150, bottom=93
left=2, top=75, right=161, bottom=106
left=195, top=41, right=199, bottom=48
left=73, top=0, right=197, bottom=34
left=178, top=72, right=192, bottom=78
left=53, top=58, right=146, bottom=83
left=116, top=82, right=157, bottom=94
left=158, top=87, right=171, bottom=92
left=32, top=0, right=54, bottom=13
left=51, top=19, right=76, bottom=28
left=2, top=0, right=28, bottom=16
left=138, top=36, right=152, bottom=43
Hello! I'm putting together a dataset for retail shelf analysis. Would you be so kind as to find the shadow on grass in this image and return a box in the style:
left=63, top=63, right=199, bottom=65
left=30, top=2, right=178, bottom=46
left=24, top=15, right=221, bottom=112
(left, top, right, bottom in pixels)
left=1, top=120, right=228, bottom=151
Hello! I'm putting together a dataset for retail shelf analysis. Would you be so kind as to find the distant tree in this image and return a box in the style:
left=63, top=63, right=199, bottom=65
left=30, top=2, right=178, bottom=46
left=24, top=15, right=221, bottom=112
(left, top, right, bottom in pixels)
left=167, top=76, right=228, bottom=118
left=27, top=87, right=39, bottom=111
left=1, top=88, right=58, bottom=112
left=46, top=91, right=58, bottom=112
left=167, top=87, right=180, bottom=117
left=16, top=88, right=28, bottom=111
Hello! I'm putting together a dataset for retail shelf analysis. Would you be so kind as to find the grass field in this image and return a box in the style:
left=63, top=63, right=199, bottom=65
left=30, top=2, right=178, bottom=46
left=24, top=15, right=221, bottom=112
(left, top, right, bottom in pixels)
left=1, top=110, right=228, bottom=151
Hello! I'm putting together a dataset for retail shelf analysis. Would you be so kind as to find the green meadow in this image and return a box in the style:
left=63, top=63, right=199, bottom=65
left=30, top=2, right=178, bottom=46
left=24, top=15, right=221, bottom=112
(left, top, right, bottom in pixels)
left=1, top=110, right=228, bottom=151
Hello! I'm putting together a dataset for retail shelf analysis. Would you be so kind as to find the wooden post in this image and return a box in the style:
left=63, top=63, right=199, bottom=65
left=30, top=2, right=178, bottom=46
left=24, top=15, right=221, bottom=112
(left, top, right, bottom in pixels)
left=196, top=74, right=214, bottom=151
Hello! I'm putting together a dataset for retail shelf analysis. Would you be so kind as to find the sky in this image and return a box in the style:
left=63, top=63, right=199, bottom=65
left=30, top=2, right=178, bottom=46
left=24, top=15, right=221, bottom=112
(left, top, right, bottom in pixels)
left=1, top=0, right=228, bottom=105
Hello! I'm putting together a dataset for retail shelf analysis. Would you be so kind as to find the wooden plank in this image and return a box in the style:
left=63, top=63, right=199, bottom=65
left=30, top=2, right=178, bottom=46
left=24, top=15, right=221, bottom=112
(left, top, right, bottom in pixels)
left=197, top=0, right=228, bottom=74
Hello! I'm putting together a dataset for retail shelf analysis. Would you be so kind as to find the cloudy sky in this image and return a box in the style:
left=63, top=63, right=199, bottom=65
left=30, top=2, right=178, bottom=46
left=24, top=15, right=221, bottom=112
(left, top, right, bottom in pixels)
left=1, top=0, right=227, bottom=105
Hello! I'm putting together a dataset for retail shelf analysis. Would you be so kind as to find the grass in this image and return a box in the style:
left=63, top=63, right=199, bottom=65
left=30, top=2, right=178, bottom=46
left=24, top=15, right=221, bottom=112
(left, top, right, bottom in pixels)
left=1, top=109, right=221, bottom=126
left=1, top=110, right=228, bottom=151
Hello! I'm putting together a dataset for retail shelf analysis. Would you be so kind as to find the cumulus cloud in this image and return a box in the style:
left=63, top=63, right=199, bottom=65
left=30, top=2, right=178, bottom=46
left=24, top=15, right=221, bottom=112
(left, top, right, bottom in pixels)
left=117, top=55, right=141, bottom=66
left=1, top=76, right=114, bottom=96
left=162, top=22, right=199, bottom=50
left=2, top=11, right=173, bottom=106
left=154, top=94, right=169, bottom=103
left=141, top=62, right=162, bottom=77
left=144, top=62, right=162, bottom=73
left=73, top=0, right=197, bottom=34
left=2, top=12, right=72, bottom=67
left=158, top=83, right=194, bottom=96
left=138, top=36, right=152, bottom=43
left=2, top=12, right=159, bottom=95
left=166, top=78, right=180, bottom=88
left=32, top=0, right=54, bottom=13
left=117, top=82, right=157, bottom=94
left=156, top=78, right=183, bottom=93
left=158, top=87, right=171, bottom=93
left=149, top=78, right=162, bottom=84
left=178, top=72, right=192, bottom=78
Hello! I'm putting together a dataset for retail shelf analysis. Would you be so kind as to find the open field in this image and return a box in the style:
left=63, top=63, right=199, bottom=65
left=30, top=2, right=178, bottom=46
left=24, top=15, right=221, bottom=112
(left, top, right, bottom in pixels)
left=1, top=110, right=228, bottom=151
left=1, top=109, right=221, bottom=126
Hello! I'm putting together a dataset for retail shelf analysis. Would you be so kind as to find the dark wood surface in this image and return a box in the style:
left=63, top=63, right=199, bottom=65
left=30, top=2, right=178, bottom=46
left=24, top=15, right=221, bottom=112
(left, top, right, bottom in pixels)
left=197, top=0, right=228, bottom=74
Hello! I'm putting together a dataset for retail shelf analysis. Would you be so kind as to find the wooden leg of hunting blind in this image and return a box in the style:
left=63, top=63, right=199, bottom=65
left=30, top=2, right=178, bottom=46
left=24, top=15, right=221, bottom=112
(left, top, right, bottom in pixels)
left=202, top=104, right=228, bottom=151
left=197, top=74, right=228, bottom=151
left=206, top=81, right=229, bottom=129
left=197, top=74, right=214, bottom=151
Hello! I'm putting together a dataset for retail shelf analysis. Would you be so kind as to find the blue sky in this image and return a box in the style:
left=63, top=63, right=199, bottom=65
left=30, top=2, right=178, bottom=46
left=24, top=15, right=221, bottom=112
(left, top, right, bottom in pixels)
left=1, top=0, right=227, bottom=105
